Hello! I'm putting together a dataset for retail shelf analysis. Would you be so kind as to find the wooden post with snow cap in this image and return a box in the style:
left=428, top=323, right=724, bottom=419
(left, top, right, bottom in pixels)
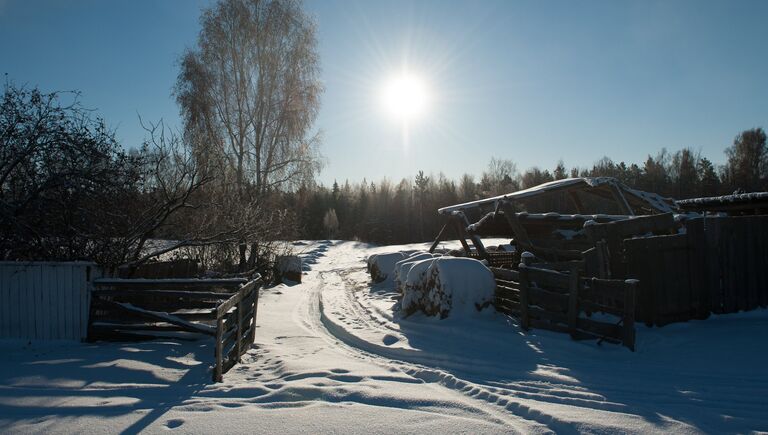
left=623, top=279, right=638, bottom=351
left=518, top=251, right=535, bottom=331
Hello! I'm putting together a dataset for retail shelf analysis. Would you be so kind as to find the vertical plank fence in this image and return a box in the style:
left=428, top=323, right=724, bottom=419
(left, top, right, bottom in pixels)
left=0, top=262, right=98, bottom=341
left=622, top=216, right=768, bottom=326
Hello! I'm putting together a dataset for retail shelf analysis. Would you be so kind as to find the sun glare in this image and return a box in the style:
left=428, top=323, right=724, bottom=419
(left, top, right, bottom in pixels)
left=380, top=73, right=429, bottom=121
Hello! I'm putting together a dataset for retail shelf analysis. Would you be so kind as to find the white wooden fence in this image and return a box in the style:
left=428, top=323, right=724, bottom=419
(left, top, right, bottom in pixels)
left=0, top=262, right=99, bottom=341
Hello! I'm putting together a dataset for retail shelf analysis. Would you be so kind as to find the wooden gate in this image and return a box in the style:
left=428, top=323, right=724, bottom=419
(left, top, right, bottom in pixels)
left=88, top=276, right=262, bottom=382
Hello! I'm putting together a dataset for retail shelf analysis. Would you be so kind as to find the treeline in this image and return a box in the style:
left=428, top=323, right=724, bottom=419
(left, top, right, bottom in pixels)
left=289, top=128, right=768, bottom=245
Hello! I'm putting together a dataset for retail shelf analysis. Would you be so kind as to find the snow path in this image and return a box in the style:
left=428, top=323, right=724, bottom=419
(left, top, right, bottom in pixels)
left=1, top=240, right=767, bottom=433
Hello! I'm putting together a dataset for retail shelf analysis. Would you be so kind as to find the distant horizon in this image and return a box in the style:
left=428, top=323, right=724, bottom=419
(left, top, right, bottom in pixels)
left=2, top=0, right=767, bottom=186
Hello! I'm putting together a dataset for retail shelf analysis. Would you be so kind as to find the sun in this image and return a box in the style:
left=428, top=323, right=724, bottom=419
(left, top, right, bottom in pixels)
left=380, top=72, right=429, bottom=121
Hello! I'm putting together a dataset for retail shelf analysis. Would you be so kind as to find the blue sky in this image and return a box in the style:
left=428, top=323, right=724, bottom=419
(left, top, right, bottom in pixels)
left=2, top=0, right=767, bottom=186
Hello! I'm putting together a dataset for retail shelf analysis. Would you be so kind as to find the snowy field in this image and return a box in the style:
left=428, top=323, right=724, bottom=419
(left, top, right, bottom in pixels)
left=1, top=240, right=767, bottom=434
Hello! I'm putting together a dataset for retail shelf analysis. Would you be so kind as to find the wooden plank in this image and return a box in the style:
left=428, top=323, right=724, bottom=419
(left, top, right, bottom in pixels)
left=62, top=265, right=72, bottom=340
left=217, top=290, right=245, bottom=318
left=518, top=265, right=531, bottom=330
left=236, top=300, right=243, bottom=363
left=214, top=316, right=224, bottom=382
left=51, top=265, right=61, bottom=340
left=623, top=280, right=637, bottom=351
left=576, top=317, right=623, bottom=340
left=528, top=305, right=568, bottom=324
left=579, top=300, right=624, bottom=317
left=0, top=266, right=8, bottom=338
left=94, top=278, right=247, bottom=288
left=491, top=267, right=519, bottom=282
left=34, top=264, right=43, bottom=339
left=92, top=289, right=236, bottom=300
left=99, top=300, right=215, bottom=336
left=529, top=318, right=570, bottom=333
left=495, top=287, right=520, bottom=301
left=686, top=219, right=709, bottom=319
left=494, top=299, right=520, bottom=315
left=82, top=266, right=95, bottom=341
left=747, top=218, right=759, bottom=311
left=760, top=219, right=768, bottom=308
left=531, top=260, right=585, bottom=273
left=527, top=287, right=569, bottom=312
left=523, top=266, right=571, bottom=292
left=250, top=280, right=260, bottom=345
left=568, top=267, right=579, bottom=338
left=495, top=279, right=520, bottom=290
left=723, top=221, right=736, bottom=313
left=10, top=266, right=20, bottom=338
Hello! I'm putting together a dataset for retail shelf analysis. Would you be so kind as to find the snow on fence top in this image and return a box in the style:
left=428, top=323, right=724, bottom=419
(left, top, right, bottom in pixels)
left=437, top=177, right=677, bottom=216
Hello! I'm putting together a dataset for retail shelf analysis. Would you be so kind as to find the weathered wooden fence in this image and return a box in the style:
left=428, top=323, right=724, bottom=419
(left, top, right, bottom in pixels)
left=89, top=276, right=262, bottom=382
left=0, top=262, right=98, bottom=341
left=491, top=262, right=637, bottom=350
left=117, top=259, right=200, bottom=279
left=625, top=216, right=768, bottom=326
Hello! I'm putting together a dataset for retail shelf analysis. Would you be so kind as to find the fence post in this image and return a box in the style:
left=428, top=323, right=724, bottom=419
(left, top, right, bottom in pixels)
left=236, top=296, right=243, bottom=363
left=249, top=282, right=260, bottom=345
left=214, top=316, right=223, bottom=382
left=567, top=265, right=580, bottom=339
left=623, top=279, right=637, bottom=351
left=518, top=252, right=534, bottom=331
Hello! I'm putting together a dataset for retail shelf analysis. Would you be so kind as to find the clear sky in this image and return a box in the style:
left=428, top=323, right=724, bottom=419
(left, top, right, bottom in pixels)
left=2, top=0, right=767, bottom=186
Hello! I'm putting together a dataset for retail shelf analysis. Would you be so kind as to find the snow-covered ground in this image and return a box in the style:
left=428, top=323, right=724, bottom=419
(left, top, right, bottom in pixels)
left=1, top=240, right=767, bottom=434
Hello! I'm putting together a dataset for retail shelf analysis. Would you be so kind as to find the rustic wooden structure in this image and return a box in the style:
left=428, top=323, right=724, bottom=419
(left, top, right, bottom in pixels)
left=492, top=255, right=637, bottom=351
left=430, top=177, right=677, bottom=262
left=88, top=276, right=262, bottom=382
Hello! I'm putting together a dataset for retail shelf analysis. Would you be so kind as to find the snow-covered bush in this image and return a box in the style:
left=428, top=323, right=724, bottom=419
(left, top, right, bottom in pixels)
left=401, top=257, right=496, bottom=319
left=276, top=255, right=302, bottom=283
left=367, top=252, right=407, bottom=283
left=393, top=252, right=435, bottom=292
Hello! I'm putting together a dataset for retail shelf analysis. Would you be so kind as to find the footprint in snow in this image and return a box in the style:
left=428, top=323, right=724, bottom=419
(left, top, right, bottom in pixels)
left=164, top=419, right=184, bottom=429
left=382, top=334, right=399, bottom=346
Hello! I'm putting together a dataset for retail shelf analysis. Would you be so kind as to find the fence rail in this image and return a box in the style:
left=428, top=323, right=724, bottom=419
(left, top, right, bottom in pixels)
left=0, top=262, right=97, bottom=341
left=491, top=263, right=637, bottom=350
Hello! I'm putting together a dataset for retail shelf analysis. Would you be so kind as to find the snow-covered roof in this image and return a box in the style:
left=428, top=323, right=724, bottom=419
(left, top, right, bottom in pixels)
left=677, top=192, right=768, bottom=207
left=438, top=177, right=676, bottom=215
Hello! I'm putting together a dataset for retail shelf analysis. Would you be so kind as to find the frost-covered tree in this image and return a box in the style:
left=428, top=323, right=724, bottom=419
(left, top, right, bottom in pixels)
left=176, top=0, right=323, bottom=268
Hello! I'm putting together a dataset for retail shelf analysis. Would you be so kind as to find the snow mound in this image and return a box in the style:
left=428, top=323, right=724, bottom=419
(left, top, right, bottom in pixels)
left=276, top=255, right=302, bottom=282
left=393, top=252, right=435, bottom=292
left=367, top=252, right=407, bottom=283
left=402, top=257, right=496, bottom=319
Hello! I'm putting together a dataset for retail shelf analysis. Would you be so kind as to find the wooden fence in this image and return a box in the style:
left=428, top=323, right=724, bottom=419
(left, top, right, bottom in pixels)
left=0, top=261, right=98, bottom=341
left=89, top=276, right=262, bottom=382
left=624, top=216, right=768, bottom=326
left=491, top=261, right=637, bottom=350
left=117, top=259, right=200, bottom=279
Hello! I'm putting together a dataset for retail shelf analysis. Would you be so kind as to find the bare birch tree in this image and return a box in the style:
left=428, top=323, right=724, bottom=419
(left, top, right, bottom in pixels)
left=175, top=0, right=322, bottom=269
